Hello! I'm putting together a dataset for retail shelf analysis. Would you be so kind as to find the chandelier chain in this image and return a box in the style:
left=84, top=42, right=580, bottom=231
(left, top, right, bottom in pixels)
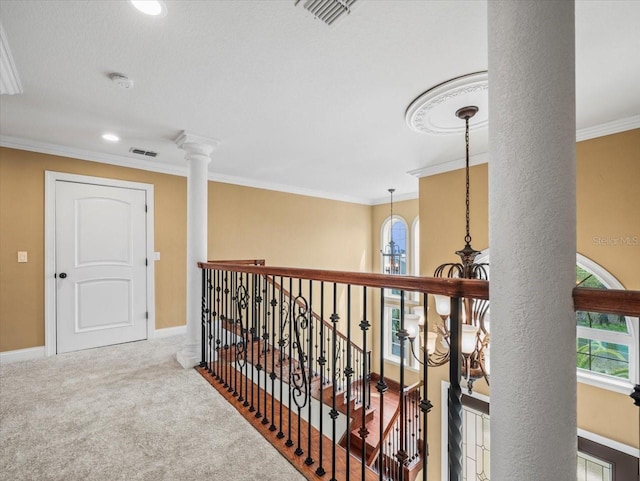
left=464, top=116, right=471, bottom=245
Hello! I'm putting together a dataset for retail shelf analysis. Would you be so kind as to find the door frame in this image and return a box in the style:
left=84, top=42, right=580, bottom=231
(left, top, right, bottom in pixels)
left=44, top=171, right=156, bottom=356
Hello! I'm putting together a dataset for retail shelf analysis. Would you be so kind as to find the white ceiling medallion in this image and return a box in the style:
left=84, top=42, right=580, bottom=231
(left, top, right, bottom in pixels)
left=405, top=71, right=488, bottom=135
left=0, top=22, right=23, bottom=95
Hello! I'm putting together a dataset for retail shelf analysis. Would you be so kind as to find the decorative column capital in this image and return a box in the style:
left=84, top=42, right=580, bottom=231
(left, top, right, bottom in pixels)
left=175, top=131, right=220, bottom=162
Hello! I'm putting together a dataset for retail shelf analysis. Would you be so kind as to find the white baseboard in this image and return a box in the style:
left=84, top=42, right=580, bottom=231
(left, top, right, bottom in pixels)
left=0, top=346, right=45, bottom=364
left=154, top=325, right=187, bottom=339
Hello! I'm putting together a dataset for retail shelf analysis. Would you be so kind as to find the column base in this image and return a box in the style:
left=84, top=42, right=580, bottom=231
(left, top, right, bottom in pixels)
left=176, top=345, right=200, bottom=369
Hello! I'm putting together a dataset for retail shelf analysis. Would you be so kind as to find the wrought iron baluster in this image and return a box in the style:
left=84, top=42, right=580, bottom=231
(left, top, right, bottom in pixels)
left=223, top=272, right=230, bottom=389
left=305, top=279, right=314, bottom=466
left=377, top=288, right=388, bottom=481
left=359, top=286, right=370, bottom=481
left=329, top=282, right=339, bottom=481
left=420, top=297, right=433, bottom=481
left=249, top=273, right=256, bottom=412
left=286, top=276, right=294, bottom=448
left=207, top=269, right=215, bottom=375
left=277, top=277, right=287, bottom=438
left=215, top=270, right=222, bottom=382
left=235, top=273, right=249, bottom=403
left=255, top=274, right=263, bottom=419
left=345, top=285, right=353, bottom=477
left=232, top=271, right=238, bottom=397
left=397, top=291, right=407, bottom=481
left=269, top=276, right=277, bottom=432
left=261, top=277, right=269, bottom=425
left=316, top=281, right=326, bottom=477
left=200, top=268, right=207, bottom=368
left=449, top=297, right=463, bottom=481
left=291, top=278, right=309, bottom=457
left=242, top=272, right=250, bottom=407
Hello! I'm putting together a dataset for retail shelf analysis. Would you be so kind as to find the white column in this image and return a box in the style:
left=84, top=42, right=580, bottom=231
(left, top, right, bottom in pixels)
left=488, top=2, right=576, bottom=481
left=175, top=131, right=219, bottom=369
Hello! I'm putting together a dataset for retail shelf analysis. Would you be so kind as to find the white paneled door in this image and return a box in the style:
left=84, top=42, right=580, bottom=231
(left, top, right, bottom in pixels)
left=55, top=181, right=148, bottom=354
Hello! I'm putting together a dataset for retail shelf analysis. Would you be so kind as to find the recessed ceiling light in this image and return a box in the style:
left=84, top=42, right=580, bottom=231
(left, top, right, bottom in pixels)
left=130, top=0, right=167, bottom=17
left=102, top=133, right=120, bottom=142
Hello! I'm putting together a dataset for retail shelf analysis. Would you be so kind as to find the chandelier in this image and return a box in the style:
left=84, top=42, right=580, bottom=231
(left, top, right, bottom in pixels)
left=381, top=188, right=406, bottom=275
left=406, top=106, right=490, bottom=394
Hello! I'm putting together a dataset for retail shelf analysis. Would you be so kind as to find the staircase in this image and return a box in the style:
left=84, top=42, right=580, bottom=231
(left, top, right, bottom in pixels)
left=196, top=264, right=425, bottom=481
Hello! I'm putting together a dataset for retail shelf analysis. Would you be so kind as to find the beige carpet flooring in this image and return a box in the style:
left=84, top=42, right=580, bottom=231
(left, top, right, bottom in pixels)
left=0, top=336, right=306, bottom=481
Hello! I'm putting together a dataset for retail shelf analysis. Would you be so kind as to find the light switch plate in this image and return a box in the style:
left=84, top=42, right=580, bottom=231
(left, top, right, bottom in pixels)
left=18, top=251, right=28, bottom=263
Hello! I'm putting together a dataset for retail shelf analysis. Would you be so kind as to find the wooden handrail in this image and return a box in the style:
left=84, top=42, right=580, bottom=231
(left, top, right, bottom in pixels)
left=572, top=287, right=640, bottom=317
left=402, top=380, right=423, bottom=394
left=199, top=262, right=489, bottom=299
left=200, top=262, right=640, bottom=316
left=207, top=259, right=266, bottom=265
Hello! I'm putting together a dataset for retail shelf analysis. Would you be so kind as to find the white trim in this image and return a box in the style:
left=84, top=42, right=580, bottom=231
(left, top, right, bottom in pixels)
left=576, top=115, right=640, bottom=142
left=44, top=171, right=156, bottom=356
left=577, top=369, right=635, bottom=396
left=1, top=135, right=373, bottom=205
left=577, top=429, right=640, bottom=459
left=4, top=136, right=186, bottom=177
left=408, top=152, right=490, bottom=180
left=371, top=191, right=419, bottom=206
left=410, top=116, right=640, bottom=180
left=152, top=325, right=187, bottom=339
left=0, top=346, right=45, bottom=364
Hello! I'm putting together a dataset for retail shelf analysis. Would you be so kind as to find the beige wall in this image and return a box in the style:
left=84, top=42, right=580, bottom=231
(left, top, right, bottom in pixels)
left=0, top=148, right=188, bottom=351
left=0, top=147, right=373, bottom=352
left=418, top=129, right=640, bottom=480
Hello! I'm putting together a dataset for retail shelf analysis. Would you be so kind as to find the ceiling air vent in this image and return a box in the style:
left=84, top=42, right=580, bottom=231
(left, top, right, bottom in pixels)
left=295, top=0, right=357, bottom=26
left=129, top=147, right=158, bottom=158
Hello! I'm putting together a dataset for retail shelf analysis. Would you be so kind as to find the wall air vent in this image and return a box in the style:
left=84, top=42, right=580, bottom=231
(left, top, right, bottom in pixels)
left=129, top=147, right=158, bottom=158
left=295, top=0, right=357, bottom=26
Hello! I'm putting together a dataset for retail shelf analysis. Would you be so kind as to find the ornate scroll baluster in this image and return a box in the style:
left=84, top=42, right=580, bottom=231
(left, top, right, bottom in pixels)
left=235, top=273, right=249, bottom=401
left=291, top=281, right=309, bottom=457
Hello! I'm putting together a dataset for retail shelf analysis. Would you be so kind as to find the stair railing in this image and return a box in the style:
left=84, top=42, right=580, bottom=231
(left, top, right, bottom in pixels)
left=199, top=260, right=490, bottom=481
left=372, top=381, right=423, bottom=481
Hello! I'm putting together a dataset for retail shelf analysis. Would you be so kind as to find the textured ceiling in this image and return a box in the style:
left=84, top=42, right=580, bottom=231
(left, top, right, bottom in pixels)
left=0, top=1, right=638, bottom=204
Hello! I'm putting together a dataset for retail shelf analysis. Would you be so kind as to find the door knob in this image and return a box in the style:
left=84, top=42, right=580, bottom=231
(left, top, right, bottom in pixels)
left=59, top=272, right=67, bottom=279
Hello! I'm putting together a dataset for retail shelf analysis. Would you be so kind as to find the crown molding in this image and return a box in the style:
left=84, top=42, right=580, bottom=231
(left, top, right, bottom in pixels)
left=410, top=116, right=640, bottom=179
left=206, top=171, right=371, bottom=205
left=0, top=135, right=187, bottom=176
left=0, top=22, right=23, bottom=95
left=0, top=135, right=373, bottom=205
left=408, top=152, right=489, bottom=179
left=576, top=114, right=640, bottom=142
left=370, top=191, right=419, bottom=206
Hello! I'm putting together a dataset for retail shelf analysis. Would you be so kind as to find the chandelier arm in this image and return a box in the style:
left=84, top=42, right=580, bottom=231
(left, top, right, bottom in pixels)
left=408, top=337, right=425, bottom=366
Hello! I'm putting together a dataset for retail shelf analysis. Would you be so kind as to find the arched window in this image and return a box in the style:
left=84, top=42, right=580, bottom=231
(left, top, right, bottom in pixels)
left=575, top=254, right=638, bottom=393
left=475, top=251, right=638, bottom=393
left=381, top=215, right=419, bottom=369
